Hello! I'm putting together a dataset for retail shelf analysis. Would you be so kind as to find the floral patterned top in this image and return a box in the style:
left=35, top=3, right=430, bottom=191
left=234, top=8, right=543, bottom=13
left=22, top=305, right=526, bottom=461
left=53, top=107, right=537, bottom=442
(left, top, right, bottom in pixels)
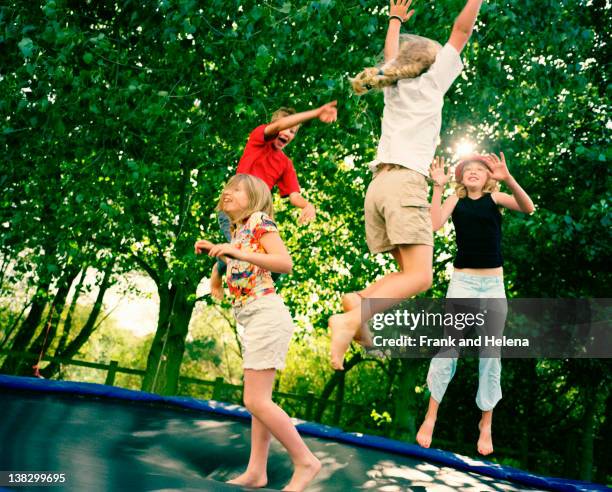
left=227, top=212, right=278, bottom=307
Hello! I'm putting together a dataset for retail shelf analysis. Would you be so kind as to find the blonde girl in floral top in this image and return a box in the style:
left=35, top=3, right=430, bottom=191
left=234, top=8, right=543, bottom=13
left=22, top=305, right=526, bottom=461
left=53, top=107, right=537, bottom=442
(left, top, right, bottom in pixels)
left=194, top=174, right=320, bottom=491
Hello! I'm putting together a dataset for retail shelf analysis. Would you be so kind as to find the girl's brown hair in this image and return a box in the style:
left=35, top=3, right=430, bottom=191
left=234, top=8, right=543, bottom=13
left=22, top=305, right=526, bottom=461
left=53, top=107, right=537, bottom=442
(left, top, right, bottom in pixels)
left=217, top=174, right=274, bottom=225
left=351, top=34, right=442, bottom=95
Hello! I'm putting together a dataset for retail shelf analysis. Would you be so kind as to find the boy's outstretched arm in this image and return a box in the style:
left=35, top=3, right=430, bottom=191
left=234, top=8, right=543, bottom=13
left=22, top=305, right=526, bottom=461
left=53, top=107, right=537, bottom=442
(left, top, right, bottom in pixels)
left=289, top=192, right=316, bottom=224
left=448, top=0, right=483, bottom=53
left=384, top=0, right=415, bottom=63
left=264, top=101, right=337, bottom=137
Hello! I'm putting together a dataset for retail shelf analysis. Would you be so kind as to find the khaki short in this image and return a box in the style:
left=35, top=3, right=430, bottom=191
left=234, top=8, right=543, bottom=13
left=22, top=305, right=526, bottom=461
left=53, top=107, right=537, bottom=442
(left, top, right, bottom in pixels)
left=233, top=294, right=295, bottom=370
left=365, top=165, right=433, bottom=253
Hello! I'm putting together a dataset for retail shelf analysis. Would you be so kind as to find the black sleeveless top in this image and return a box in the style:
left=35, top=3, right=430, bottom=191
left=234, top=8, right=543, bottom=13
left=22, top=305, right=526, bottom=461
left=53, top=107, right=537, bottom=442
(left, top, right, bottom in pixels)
left=452, top=194, right=503, bottom=268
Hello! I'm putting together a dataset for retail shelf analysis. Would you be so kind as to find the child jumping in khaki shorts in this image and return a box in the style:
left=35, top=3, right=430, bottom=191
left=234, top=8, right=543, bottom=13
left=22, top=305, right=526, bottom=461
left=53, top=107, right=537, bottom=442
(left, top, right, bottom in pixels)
left=329, top=0, right=484, bottom=369
left=195, top=174, right=320, bottom=491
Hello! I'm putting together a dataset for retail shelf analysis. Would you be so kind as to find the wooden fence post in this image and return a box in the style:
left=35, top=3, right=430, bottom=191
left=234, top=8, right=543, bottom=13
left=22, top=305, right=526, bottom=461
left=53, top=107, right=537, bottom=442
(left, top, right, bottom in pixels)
left=105, top=360, right=118, bottom=386
left=212, top=376, right=224, bottom=401
left=305, top=391, right=315, bottom=421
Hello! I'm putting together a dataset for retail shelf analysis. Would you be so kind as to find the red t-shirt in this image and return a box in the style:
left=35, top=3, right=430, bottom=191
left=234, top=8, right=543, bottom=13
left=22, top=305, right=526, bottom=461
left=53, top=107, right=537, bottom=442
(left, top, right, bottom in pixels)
left=235, top=124, right=301, bottom=197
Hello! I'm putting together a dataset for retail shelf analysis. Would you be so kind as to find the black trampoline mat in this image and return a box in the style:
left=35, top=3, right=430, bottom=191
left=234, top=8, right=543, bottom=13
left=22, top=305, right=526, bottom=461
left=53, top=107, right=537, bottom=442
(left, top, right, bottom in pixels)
left=0, top=389, right=545, bottom=491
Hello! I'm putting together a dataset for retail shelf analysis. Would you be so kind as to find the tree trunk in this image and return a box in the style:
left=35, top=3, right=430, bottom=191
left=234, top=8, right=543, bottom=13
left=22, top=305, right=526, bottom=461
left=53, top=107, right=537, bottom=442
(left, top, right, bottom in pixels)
left=391, top=358, right=419, bottom=440
left=314, top=353, right=363, bottom=421
left=24, top=267, right=80, bottom=375
left=141, top=280, right=196, bottom=395
left=579, top=384, right=596, bottom=481
left=40, top=263, right=113, bottom=378
left=1, top=277, right=52, bottom=375
left=0, top=299, right=32, bottom=350
left=333, top=371, right=346, bottom=426
left=56, top=266, right=87, bottom=354
left=595, top=389, right=611, bottom=484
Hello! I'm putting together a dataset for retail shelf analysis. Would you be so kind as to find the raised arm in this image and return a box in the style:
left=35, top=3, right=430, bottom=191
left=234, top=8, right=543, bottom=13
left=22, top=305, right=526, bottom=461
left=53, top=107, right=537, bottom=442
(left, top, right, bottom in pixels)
left=289, top=192, right=316, bottom=224
left=448, top=0, right=483, bottom=53
left=264, top=101, right=337, bottom=138
left=430, top=156, right=458, bottom=231
left=485, top=153, right=536, bottom=214
left=384, top=0, right=415, bottom=62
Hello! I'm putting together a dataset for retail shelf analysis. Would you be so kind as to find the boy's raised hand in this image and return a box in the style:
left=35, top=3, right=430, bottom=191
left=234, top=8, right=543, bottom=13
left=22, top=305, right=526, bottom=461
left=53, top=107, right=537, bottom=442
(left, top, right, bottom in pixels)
left=316, top=101, right=338, bottom=123
left=429, top=156, right=451, bottom=187
left=389, top=0, right=415, bottom=23
left=298, top=203, right=316, bottom=224
left=482, top=152, right=511, bottom=182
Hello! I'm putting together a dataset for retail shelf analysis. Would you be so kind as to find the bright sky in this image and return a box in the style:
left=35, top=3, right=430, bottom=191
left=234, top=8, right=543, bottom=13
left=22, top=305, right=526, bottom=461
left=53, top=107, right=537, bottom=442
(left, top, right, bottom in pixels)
left=74, top=269, right=212, bottom=338
left=77, top=270, right=160, bottom=337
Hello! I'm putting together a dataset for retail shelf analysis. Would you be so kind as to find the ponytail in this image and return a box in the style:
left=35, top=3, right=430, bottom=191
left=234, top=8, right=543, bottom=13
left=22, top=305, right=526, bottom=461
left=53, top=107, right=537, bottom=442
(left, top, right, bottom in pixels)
left=351, top=35, right=440, bottom=95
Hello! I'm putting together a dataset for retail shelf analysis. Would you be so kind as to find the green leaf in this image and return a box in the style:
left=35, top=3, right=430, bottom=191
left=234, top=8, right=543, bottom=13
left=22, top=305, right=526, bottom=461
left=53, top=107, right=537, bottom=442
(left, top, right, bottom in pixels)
left=18, top=37, right=34, bottom=57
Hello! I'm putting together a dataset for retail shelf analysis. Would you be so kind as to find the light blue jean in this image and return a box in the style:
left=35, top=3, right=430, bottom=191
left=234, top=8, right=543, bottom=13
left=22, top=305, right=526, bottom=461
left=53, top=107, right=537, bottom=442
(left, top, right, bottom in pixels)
left=215, top=211, right=232, bottom=275
left=426, top=271, right=507, bottom=411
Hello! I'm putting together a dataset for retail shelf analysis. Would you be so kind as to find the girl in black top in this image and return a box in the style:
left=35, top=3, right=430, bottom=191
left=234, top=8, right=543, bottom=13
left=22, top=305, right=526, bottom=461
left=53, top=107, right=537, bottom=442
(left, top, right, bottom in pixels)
left=417, top=153, right=534, bottom=456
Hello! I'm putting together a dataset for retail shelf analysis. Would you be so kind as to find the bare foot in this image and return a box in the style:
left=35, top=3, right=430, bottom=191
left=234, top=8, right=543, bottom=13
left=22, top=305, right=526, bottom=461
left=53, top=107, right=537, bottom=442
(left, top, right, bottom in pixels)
left=329, top=313, right=360, bottom=370
left=416, top=417, right=436, bottom=448
left=340, top=293, right=373, bottom=348
left=341, top=292, right=361, bottom=312
left=227, top=471, right=267, bottom=488
left=477, top=421, right=494, bottom=456
left=282, top=456, right=321, bottom=492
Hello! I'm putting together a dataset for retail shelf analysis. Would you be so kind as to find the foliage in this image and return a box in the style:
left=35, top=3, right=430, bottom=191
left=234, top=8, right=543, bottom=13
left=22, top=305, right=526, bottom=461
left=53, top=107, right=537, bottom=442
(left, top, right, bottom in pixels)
left=1, top=0, right=610, bottom=482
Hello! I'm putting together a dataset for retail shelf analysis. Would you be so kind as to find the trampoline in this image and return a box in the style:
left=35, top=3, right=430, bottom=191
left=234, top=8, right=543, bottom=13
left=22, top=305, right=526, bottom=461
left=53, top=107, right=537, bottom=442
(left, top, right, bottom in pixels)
left=0, top=375, right=606, bottom=492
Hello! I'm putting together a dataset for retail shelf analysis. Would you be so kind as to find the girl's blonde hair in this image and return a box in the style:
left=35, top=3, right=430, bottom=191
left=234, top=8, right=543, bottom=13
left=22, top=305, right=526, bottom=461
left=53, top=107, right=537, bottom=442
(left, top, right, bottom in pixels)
left=454, top=160, right=500, bottom=199
left=351, top=34, right=442, bottom=95
left=217, top=174, right=274, bottom=225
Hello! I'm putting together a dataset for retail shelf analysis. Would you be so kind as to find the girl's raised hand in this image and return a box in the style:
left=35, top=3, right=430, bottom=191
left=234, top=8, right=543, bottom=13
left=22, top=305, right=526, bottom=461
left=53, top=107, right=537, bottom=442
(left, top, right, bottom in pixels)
left=429, top=156, right=451, bottom=187
left=208, top=243, right=245, bottom=261
left=389, top=0, right=415, bottom=23
left=482, top=152, right=511, bottom=182
left=194, top=239, right=215, bottom=254
left=317, top=100, right=338, bottom=123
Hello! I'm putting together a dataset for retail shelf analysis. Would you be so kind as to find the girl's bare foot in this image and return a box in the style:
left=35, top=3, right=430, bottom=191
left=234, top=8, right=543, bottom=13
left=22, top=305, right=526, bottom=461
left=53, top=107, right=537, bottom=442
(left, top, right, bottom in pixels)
left=477, top=420, right=494, bottom=456
left=329, top=313, right=360, bottom=370
left=227, top=471, right=267, bottom=488
left=416, top=417, right=436, bottom=448
left=282, top=456, right=321, bottom=492
left=340, top=293, right=373, bottom=348
left=342, top=292, right=361, bottom=312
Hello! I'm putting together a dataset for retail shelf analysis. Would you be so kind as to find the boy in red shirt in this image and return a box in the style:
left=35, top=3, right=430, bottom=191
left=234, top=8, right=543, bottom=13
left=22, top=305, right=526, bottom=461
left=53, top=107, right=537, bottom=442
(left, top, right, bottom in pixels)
left=210, top=101, right=338, bottom=298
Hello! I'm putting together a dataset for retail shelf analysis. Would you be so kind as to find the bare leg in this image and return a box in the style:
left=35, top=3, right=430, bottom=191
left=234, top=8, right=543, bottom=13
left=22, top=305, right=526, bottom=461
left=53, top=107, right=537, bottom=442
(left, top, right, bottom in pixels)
left=227, top=415, right=270, bottom=487
left=477, top=410, right=494, bottom=456
left=416, top=397, right=440, bottom=448
left=330, top=245, right=433, bottom=369
left=342, top=248, right=409, bottom=345
left=209, top=264, right=224, bottom=300
left=341, top=292, right=373, bottom=346
left=242, top=369, right=320, bottom=492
